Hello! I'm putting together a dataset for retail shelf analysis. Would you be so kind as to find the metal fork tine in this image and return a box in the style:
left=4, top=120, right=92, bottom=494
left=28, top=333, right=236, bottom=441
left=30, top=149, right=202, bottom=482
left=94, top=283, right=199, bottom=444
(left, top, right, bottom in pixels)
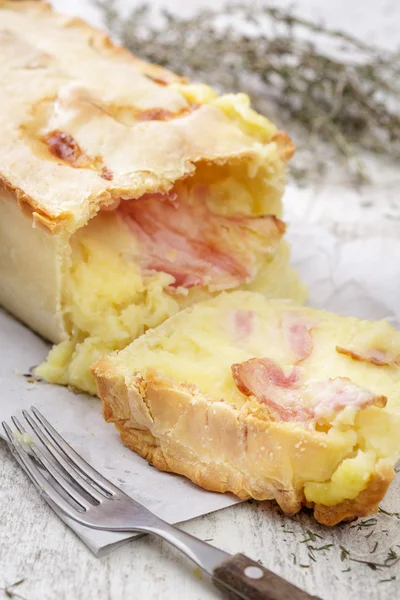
left=9, top=415, right=93, bottom=511
left=31, top=407, right=118, bottom=496
left=2, top=421, right=87, bottom=521
left=11, top=414, right=26, bottom=434
left=23, top=409, right=105, bottom=503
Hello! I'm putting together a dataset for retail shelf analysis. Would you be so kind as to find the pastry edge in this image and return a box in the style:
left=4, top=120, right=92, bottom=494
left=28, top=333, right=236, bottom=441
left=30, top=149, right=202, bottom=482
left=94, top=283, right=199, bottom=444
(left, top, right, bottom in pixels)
left=0, top=187, right=67, bottom=342
left=93, top=360, right=394, bottom=526
left=1, top=1, right=294, bottom=234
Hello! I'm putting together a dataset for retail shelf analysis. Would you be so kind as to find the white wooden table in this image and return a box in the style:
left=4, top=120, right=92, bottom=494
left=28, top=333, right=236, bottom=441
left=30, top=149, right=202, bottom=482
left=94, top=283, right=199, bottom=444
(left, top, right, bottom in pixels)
left=1, top=1, right=400, bottom=599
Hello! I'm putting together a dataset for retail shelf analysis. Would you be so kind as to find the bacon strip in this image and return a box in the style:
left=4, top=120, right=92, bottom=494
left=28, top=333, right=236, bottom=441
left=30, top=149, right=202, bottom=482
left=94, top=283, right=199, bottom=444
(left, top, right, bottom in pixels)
left=231, top=358, right=309, bottom=422
left=336, top=345, right=399, bottom=367
left=310, top=378, right=387, bottom=424
left=232, top=357, right=386, bottom=425
left=230, top=309, right=255, bottom=339
left=282, top=312, right=314, bottom=363
left=119, top=185, right=284, bottom=291
left=232, top=358, right=299, bottom=392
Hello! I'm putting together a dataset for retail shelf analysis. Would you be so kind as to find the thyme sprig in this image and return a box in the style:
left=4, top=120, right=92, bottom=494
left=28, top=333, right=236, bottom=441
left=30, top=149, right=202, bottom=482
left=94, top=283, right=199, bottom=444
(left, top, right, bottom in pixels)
left=96, top=1, right=400, bottom=185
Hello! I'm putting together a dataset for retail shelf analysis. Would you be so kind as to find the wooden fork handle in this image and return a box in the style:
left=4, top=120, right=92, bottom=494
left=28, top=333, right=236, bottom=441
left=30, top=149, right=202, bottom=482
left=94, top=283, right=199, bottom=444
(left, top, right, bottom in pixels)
left=213, top=553, right=321, bottom=600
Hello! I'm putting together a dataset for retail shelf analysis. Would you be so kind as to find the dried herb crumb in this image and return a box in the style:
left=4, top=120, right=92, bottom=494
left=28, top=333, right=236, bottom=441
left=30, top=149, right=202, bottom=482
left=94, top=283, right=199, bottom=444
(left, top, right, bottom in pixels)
left=340, top=546, right=350, bottom=561
left=349, top=558, right=382, bottom=571
left=379, top=507, right=400, bottom=519
left=385, top=549, right=399, bottom=565
left=307, top=547, right=317, bottom=562
left=0, top=579, right=27, bottom=600
left=379, top=576, right=396, bottom=583
left=193, top=567, right=202, bottom=580
left=365, top=530, right=374, bottom=539
left=371, top=542, right=378, bottom=554
left=311, top=544, right=334, bottom=552
left=300, top=530, right=323, bottom=544
left=350, top=518, right=377, bottom=530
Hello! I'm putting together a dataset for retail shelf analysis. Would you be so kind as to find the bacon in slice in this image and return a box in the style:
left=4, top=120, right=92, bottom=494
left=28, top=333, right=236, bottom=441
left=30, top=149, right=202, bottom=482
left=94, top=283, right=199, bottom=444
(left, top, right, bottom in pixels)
left=231, top=357, right=386, bottom=425
left=231, top=358, right=309, bottom=422
left=282, top=312, right=315, bottom=363
left=229, top=309, right=256, bottom=339
left=309, top=378, right=387, bottom=424
left=119, top=184, right=284, bottom=291
left=232, top=358, right=300, bottom=392
left=336, top=345, right=400, bottom=367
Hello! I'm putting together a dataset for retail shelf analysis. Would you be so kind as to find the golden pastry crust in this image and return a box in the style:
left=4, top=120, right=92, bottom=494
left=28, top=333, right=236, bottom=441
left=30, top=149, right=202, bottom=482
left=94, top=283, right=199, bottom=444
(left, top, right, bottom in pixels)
left=0, top=1, right=300, bottom=346
left=0, top=187, right=67, bottom=341
left=92, top=292, right=400, bottom=524
left=94, top=362, right=395, bottom=525
left=271, top=132, right=296, bottom=161
left=0, top=1, right=292, bottom=234
left=311, top=463, right=394, bottom=526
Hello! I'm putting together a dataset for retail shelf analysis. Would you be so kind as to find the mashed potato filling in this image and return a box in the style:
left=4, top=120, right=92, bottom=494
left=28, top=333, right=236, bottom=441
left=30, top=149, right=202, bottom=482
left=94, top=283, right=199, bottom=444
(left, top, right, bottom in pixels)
left=110, top=292, right=400, bottom=507
left=37, top=122, right=305, bottom=394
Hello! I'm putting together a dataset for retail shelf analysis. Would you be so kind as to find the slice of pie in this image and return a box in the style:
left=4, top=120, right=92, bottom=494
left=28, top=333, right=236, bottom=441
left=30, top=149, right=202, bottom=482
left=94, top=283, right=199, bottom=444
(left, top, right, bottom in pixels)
left=0, top=2, right=305, bottom=395
left=92, top=291, right=400, bottom=525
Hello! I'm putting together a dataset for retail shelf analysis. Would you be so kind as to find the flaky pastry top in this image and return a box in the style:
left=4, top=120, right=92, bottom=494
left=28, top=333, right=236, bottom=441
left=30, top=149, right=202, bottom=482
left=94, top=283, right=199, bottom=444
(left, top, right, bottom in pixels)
left=0, top=1, right=290, bottom=233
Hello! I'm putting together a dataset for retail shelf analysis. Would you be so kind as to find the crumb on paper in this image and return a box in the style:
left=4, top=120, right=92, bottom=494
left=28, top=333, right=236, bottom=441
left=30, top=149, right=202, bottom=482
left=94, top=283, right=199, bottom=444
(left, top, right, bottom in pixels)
left=14, top=431, right=34, bottom=446
left=14, top=368, right=42, bottom=384
left=25, top=376, right=41, bottom=384
left=193, top=567, right=202, bottom=580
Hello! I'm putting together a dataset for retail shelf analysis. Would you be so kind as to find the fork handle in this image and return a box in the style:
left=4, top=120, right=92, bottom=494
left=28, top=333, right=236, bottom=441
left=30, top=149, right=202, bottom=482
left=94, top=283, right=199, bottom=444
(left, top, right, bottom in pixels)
left=213, top=553, right=320, bottom=600
left=144, top=521, right=318, bottom=600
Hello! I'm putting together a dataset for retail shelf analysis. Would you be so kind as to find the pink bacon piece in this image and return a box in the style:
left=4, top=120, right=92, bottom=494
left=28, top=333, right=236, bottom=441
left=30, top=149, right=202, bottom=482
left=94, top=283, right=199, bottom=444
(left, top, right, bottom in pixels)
left=336, top=345, right=400, bottom=367
left=310, top=378, right=387, bottom=424
left=282, top=312, right=314, bottom=363
left=118, top=185, right=284, bottom=291
left=232, top=357, right=386, bottom=425
left=231, top=309, right=255, bottom=339
left=231, top=358, right=310, bottom=422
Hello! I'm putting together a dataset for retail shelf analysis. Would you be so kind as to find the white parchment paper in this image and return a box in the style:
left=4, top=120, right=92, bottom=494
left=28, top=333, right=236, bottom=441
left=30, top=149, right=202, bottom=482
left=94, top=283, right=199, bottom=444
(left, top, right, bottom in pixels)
left=1, top=220, right=399, bottom=557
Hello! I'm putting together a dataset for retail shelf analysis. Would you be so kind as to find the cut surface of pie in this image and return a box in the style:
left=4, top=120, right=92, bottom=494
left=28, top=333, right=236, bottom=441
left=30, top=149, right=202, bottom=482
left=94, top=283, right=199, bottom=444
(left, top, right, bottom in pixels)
left=0, top=2, right=305, bottom=394
left=92, top=291, right=400, bottom=525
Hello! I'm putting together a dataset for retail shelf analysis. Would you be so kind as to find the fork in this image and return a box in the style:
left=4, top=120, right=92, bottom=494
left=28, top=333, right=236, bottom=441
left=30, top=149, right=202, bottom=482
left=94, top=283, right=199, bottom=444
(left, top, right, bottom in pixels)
left=3, top=408, right=319, bottom=600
